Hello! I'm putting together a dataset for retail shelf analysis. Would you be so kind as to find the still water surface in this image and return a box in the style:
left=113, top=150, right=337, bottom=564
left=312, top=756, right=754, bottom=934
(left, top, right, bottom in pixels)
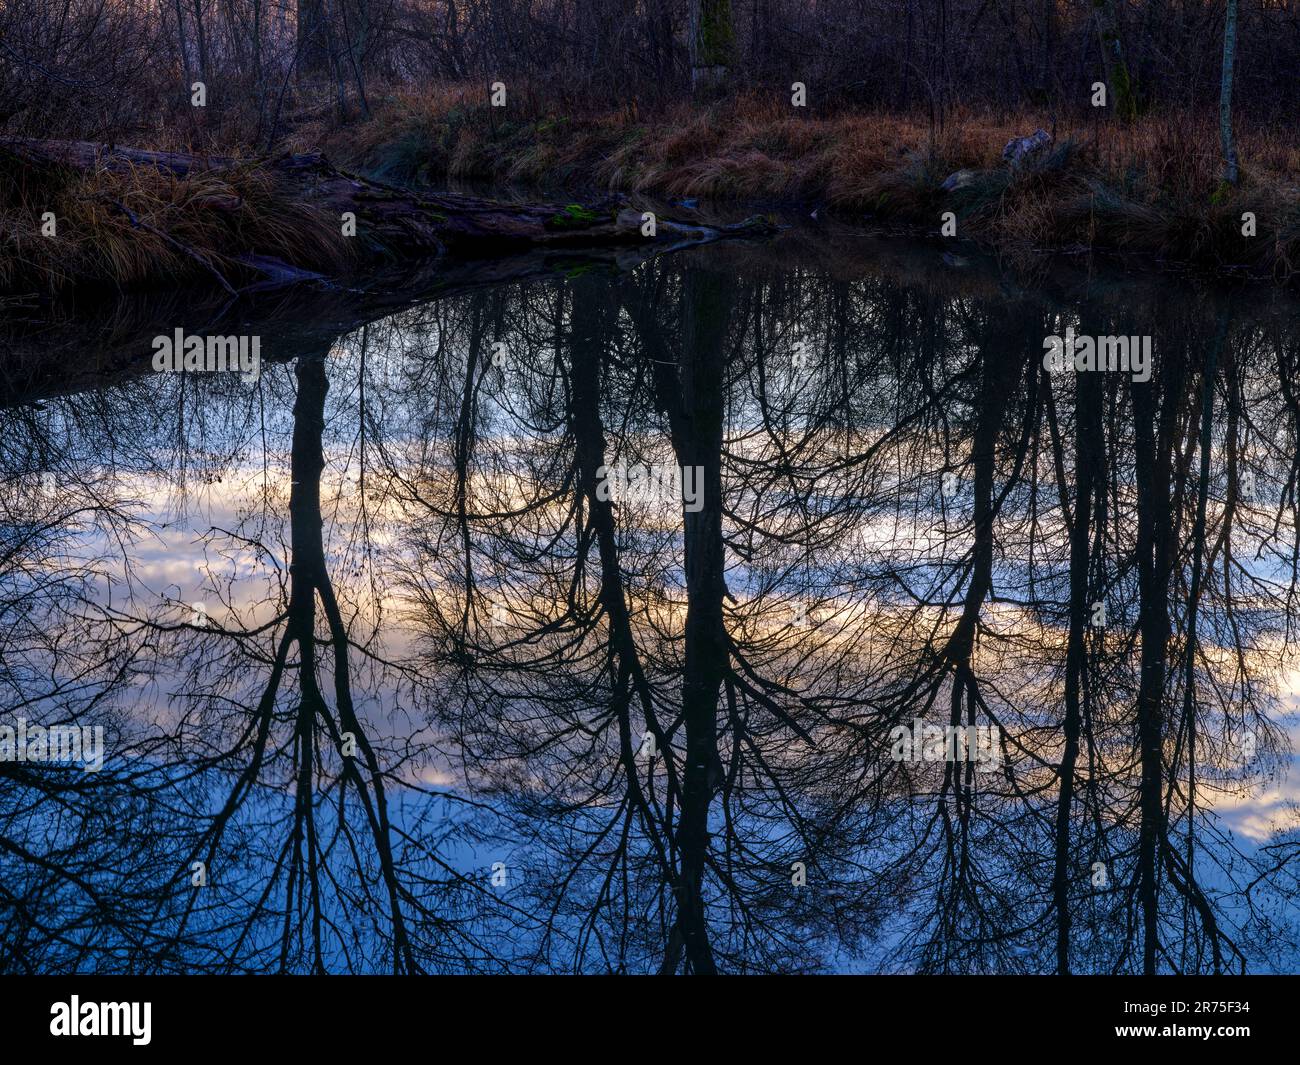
left=3, top=226, right=1299, bottom=973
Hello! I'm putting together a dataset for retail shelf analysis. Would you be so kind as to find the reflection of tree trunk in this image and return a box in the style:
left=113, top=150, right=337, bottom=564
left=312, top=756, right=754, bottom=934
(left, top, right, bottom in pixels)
left=287, top=349, right=329, bottom=971
left=592, top=268, right=736, bottom=972
left=922, top=313, right=1040, bottom=968
left=1175, top=308, right=1230, bottom=974
left=943, top=309, right=1034, bottom=675
left=938, top=317, right=1017, bottom=843
left=450, top=293, right=486, bottom=639
left=949, top=344, right=998, bottom=667
left=638, top=269, right=735, bottom=974
left=286, top=353, right=415, bottom=972
left=565, top=277, right=678, bottom=896
left=1131, top=356, right=1185, bottom=974
left=1052, top=365, right=1102, bottom=973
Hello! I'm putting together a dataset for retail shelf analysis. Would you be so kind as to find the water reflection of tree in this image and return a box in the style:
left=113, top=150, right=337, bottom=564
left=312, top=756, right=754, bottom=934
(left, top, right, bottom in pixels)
left=1, top=349, right=497, bottom=972
left=395, top=258, right=1300, bottom=974
left=0, top=431, right=158, bottom=970
left=4, top=250, right=1300, bottom=973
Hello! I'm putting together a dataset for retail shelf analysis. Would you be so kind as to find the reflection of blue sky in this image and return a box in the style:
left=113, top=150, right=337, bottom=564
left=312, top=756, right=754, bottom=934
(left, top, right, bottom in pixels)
left=44, top=353, right=1300, bottom=843
left=62, top=447, right=1300, bottom=867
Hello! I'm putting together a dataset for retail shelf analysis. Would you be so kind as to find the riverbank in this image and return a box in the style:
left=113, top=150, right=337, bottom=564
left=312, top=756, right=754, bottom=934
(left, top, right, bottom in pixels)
left=4, top=90, right=1299, bottom=295
left=0, top=139, right=772, bottom=295
left=309, top=89, right=1300, bottom=280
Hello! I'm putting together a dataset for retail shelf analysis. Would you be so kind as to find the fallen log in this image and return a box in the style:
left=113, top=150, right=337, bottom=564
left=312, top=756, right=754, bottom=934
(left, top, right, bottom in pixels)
left=0, top=137, right=778, bottom=271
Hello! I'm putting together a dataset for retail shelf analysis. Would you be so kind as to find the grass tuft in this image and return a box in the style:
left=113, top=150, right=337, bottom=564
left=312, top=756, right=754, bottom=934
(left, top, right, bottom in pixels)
left=0, top=150, right=355, bottom=294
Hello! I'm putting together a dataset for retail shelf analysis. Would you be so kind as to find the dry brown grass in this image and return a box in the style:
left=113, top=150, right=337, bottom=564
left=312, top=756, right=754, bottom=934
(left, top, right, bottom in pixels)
left=0, top=152, right=354, bottom=294
left=315, top=87, right=1300, bottom=281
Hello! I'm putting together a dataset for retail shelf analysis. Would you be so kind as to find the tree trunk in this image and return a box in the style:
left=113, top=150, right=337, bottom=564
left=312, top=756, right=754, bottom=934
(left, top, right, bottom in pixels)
left=1219, top=0, right=1240, bottom=186
left=689, top=0, right=734, bottom=95
left=173, top=0, right=194, bottom=98
left=1093, top=0, right=1138, bottom=121
left=190, top=0, right=210, bottom=87
left=297, top=0, right=331, bottom=76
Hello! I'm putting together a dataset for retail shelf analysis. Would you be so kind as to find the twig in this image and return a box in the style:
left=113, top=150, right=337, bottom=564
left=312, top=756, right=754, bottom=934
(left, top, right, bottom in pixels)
left=103, top=197, right=236, bottom=295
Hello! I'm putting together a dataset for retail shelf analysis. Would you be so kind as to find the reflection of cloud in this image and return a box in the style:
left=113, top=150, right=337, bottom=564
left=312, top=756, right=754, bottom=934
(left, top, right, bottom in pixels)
left=413, top=767, right=459, bottom=788
left=51, top=452, right=430, bottom=744
left=1217, top=769, right=1300, bottom=841
left=1214, top=685, right=1300, bottom=841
